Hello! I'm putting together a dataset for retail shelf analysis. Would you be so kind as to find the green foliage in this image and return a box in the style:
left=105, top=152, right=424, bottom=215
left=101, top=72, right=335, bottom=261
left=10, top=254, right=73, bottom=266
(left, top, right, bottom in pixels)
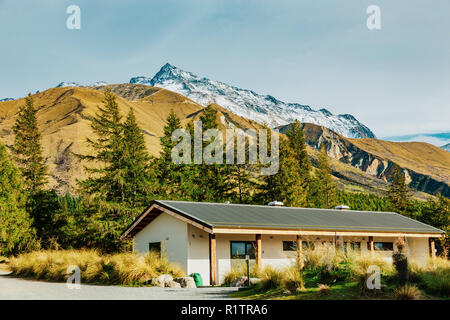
left=309, top=144, right=338, bottom=208
left=11, top=93, right=48, bottom=193
left=0, top=143, right=36, bottom=256
left=387, top=164, right=411, bottom=213
left=337, top=191, right=390, bottom=211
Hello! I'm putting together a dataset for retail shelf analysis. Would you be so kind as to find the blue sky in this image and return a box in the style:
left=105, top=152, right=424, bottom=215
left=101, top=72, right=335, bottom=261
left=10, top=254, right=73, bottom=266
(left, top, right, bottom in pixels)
left=0, top=0, right=449, bottom=138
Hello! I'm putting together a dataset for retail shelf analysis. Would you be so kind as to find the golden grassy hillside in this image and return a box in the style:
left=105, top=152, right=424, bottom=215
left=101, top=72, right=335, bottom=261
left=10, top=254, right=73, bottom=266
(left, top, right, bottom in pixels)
left=1, top=84, right=447, bottom=197
left=349, top=138, right=450, bottom=184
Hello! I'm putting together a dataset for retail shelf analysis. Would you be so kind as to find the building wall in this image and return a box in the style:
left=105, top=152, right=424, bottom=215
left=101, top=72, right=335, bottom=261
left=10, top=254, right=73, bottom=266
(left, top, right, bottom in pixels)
left=133, top=213, right=189, bottom=272
left=187, top=224, right=211, bottom=286
left=133, top=217, right=433, bottom=285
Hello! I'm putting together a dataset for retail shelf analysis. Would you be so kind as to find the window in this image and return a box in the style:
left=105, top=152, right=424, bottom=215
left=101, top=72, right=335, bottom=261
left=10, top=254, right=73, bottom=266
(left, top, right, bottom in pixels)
left=283, top=241, right=297, bottom=251
left=368, top=242, right=393, bottom=251
left=282, top=241, right=315, bottom=251
left=149, top=242, right=161, bottom=254
left=344, top=242, right=361, bottom=252
left=230, top=241, right=256, bottom=259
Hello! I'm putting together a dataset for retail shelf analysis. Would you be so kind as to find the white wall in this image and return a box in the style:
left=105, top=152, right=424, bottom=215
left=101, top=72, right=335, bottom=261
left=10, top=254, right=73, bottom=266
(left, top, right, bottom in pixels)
left=133, top=213, right=188, bottom=272
left=407, top=237, right=429, bottom=266
left=187, top=224, right=211, bottom=286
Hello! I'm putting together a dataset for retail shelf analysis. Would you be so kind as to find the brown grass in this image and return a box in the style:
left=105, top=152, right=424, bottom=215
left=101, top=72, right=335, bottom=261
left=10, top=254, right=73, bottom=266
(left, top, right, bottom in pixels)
left=9, top=249, right=184, bottom=285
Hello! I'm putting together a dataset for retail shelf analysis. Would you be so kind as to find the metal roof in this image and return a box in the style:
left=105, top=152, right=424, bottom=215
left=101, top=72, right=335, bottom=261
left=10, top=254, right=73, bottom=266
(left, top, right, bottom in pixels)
left=152, top=200, right=443, bottom=234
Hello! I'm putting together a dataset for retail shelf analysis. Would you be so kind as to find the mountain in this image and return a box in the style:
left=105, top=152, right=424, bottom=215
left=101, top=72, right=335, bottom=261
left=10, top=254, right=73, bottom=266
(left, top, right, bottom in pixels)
left=383, top=132, right=450, bottom=147
left=441, top=143, right=450, bottom=152
left=56, top=81, right=108, bottom=88
left=0, top=84, right=447, bottom=198
left=129, top=63, right=376, bottom=139
left=0, top=98, right=14, bottom=102
left=279, top=123, right=450, bottom=197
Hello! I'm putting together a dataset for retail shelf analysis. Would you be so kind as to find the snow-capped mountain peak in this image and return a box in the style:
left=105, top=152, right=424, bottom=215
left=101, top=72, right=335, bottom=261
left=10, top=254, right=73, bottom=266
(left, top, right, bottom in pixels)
left=56, top=81, right=108, bottom=88
left=129, top=63, right=376, bottom=139
left=0, top=97, right=14, bottom=102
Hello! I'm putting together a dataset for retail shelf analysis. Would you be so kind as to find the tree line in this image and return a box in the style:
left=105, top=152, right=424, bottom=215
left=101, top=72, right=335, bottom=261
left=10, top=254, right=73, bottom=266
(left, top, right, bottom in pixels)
left=0, top=89, right=448, bottom=256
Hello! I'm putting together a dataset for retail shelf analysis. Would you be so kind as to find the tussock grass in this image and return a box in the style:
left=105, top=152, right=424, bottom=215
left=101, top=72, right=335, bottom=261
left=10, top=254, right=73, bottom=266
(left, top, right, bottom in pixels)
left=9, top=249, right=184, bottom=285
left=222, top=262, right=260, bottom=286
left=415, top=257, right=450, bottom=296
left=394, top=284, right=422, bottom=300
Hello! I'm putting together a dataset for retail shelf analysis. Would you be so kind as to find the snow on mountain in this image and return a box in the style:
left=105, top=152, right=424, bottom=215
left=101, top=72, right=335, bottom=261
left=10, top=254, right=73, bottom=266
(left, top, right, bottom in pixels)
left=56, top=81, right=108, bottom=88
left=0, top=98, right=14, bottom=102
left=130, top=63, right=375, bottom=139
left=441, top=143, right=450, bottom=152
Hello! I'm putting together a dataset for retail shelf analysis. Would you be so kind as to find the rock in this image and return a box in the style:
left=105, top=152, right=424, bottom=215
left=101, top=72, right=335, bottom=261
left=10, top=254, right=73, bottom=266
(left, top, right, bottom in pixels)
left=151, top=274, right=173, bottom=287
left=230, top=276, right=261, bottom=287
left=174, top=277, right=197, bottom=288
left=166, top=280, right=181, bottom=289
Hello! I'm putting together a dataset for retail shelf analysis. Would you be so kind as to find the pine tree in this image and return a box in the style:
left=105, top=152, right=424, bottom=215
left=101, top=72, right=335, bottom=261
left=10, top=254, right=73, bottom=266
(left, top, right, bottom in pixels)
left=0, top=143, right=36, bottom=256
left=157, top=109, right=183, bottom=196
left=310, top=144, right=338, bottom=208
left=11, top=93, right=47, bottom=193
left=387, top=164, right=411, bottom=212
left=286, top=120, right=311, bottom=206
left=258, top=135, right=305, bottom=207
left=77, top=88, right=124, bottom=202
left=122, top=107, right=154, bottom=213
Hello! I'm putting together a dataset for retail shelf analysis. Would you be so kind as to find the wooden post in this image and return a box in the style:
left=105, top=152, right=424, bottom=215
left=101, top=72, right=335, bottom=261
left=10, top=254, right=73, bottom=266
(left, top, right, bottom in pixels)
left=256, top=234, right=262, bottom=267
left=209, top=233, right=216, bottom=285
left=369, top=236, right=374, bottom=255
left=429, top=238, right=436, bottom=259
left=296, top=235, right=303, bottom=268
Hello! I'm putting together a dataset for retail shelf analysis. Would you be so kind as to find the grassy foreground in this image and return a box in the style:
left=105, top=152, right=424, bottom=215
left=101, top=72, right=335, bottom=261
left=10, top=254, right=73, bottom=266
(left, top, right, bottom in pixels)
left=8, top=249, right=184, bottom=286
left=225, top=248, right=450, bottom=300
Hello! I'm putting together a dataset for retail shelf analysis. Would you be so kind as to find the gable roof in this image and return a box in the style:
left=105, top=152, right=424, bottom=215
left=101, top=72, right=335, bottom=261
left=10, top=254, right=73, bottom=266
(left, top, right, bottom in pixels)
left=121, top=200, right=444, bottom=239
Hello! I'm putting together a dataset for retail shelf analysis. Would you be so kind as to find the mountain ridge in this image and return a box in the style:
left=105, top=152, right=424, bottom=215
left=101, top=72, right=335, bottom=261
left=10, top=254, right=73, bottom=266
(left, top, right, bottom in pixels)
left=129, top=63, right=376, bottom=139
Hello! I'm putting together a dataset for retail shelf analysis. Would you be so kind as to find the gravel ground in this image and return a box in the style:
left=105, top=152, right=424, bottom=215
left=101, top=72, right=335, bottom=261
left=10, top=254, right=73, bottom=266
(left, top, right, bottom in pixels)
left=0, top=272, right=238, bottom=300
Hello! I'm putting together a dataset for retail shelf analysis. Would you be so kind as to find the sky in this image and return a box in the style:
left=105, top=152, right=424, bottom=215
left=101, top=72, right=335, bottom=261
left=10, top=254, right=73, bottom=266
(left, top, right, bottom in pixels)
left=0, top=0, right=449, bottom=139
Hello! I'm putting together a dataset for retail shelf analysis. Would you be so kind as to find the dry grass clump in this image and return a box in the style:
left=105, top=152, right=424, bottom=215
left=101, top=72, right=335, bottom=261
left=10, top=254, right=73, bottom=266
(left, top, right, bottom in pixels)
left=9, top=249, right=184, bottom=285
left=222, top=262, right=260, bottom=286
left=256, top=265, right=284, bottom=292
left=394, top=284, right=422, bottom=300
left=282, top=266, right=304, bottom=293
left=318, top=284, right=330, bottom=296
left=418, top=257, right=450, bottom=296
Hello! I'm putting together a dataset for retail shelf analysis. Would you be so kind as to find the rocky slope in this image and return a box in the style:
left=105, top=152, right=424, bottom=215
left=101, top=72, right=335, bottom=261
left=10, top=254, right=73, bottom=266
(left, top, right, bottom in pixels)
left=130, top=63, right=376, bottom=139
left=278, top=123, right=450, bottom=197
left=441, top=143, right=450, bottom=152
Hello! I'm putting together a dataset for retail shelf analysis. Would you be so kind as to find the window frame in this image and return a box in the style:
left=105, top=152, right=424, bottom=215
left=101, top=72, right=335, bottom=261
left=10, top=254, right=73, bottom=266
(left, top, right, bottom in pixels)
left=230, top=241, right=256, bottom=259
left=149, top=241, right=161, bottom=255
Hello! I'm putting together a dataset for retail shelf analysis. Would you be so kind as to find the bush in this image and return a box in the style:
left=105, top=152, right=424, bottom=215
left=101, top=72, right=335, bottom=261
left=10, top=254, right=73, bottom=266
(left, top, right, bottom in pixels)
left=394, top=284, right=422, bottom=300
left=283, top=266, right=304, bottom=293
left=256, top=266, right=284, bottom=292
left=9, top=249, right=184, bottom=285
left=222, top=262, right=260, bottom=286
left=318, top=284, right=330, bottom=296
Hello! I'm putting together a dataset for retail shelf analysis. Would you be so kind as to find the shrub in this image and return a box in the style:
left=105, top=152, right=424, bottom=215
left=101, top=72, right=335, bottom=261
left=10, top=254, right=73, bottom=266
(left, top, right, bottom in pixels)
left=318, top=284, right=330, bottom=296
left=222, top=262, right=260, bottom=286
left=9, top=249, right=184, bottom=285
left=392, top=238, right=409, bottom=285
left=256, top=266, right=284, bottom=292
left=283, top=266, right=304, bottom=293
left=394, top=284, right=422, bottom=300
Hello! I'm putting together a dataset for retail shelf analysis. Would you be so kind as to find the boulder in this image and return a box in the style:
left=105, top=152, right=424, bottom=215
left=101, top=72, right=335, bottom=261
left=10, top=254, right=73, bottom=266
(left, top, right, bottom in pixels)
left=166, top=280, right=182, bottom=289
left=231, top=276, right=261, bottom=287
left=174, top=277, right=197, bottom=288
left=151, top=274, right=173, bottom=287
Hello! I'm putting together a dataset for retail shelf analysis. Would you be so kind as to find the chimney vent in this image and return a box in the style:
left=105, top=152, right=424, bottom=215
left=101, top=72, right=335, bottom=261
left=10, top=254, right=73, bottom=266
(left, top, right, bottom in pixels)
left=334, top=204, right=350, bottom=210
left=268, top=201, right=284, bottom=207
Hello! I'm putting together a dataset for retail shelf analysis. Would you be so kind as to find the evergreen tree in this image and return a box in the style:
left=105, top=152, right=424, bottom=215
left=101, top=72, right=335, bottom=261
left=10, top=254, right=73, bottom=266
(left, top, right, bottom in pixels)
left=11, top=93, right=47, bottom=192
left=310, top=144, right=338, bottom=208
left=258, top=135, right=305, bottom=207
left=387, top=164, right=411, bottom=212
left=77, top=88, right=125, bottom=202
left=0, top=143, right=36, bottom=256
left=157, top=109, right=183, bottom=196
left=122, top=107, right=155, bottom=215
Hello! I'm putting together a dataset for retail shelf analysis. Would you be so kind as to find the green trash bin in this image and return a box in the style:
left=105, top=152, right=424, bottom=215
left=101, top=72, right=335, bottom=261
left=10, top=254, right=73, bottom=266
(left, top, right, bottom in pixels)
left=190, top=273, right=203, bottom=287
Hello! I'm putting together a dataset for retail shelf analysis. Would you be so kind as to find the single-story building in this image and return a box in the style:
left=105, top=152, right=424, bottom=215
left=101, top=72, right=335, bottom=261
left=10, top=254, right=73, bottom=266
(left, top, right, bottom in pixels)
left=120, top=200, right=444, bottom=286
